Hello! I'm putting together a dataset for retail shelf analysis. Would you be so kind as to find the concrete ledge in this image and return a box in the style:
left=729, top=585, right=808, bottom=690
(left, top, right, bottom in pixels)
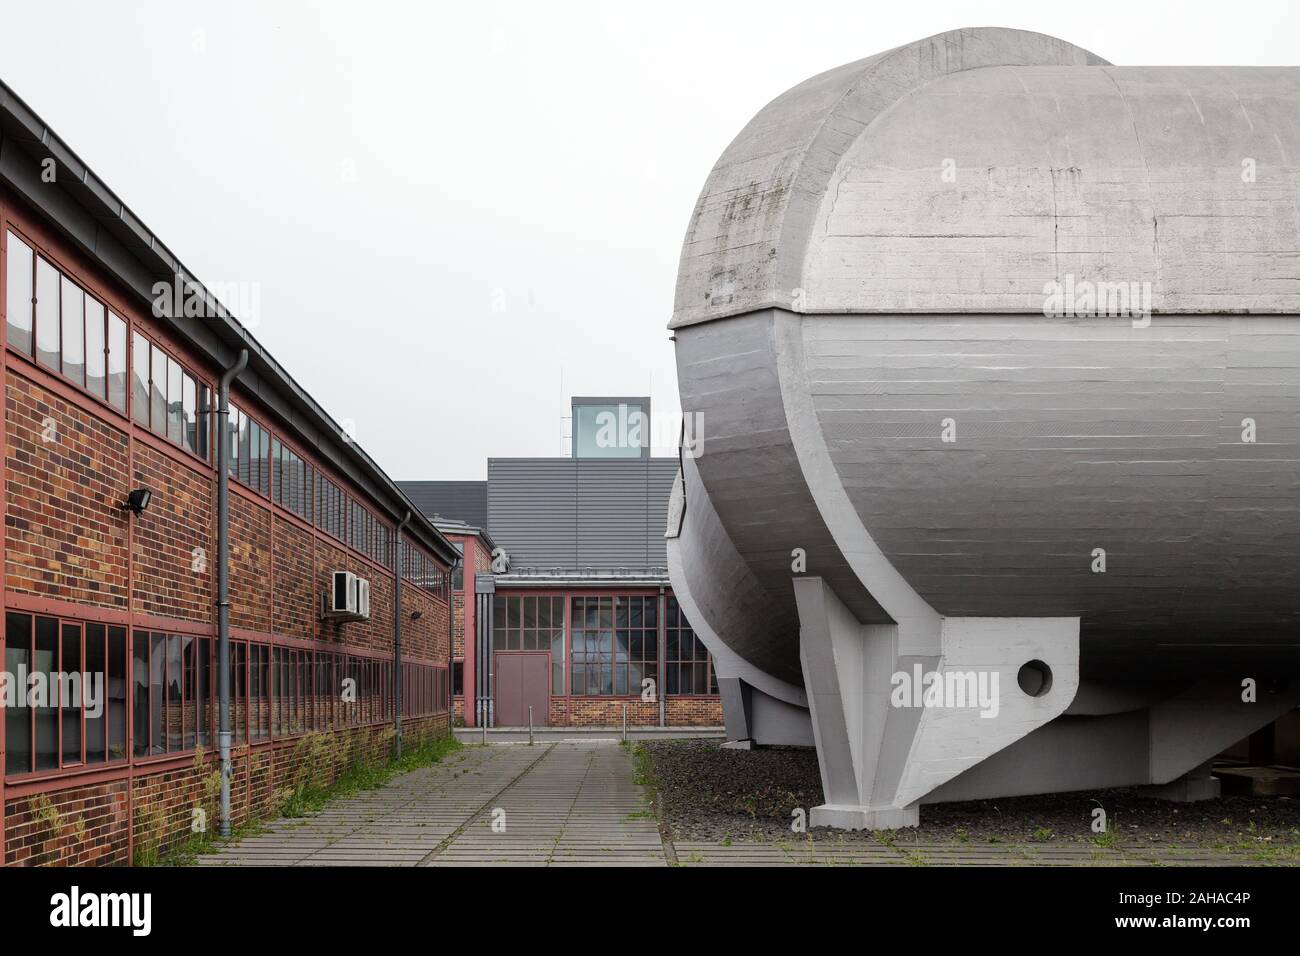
left=811, top=804, right=920, bottom=831
left=454, top=726, right=725, bottom=744
left=1141, top=776, right=1222, bottom=802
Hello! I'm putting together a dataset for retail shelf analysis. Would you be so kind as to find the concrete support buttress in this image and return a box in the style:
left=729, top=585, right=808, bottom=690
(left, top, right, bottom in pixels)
left=794, top=576, right=1080, bottom=830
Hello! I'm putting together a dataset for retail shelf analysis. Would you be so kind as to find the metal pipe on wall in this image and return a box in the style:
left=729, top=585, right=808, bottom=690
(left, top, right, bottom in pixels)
left=394, top=510, right=411, bottom=757
left=658, top=585, right=667, bottom=728
left=448, top=555, right=457, bottom=726
left=216, top=347, right=248, bottom=838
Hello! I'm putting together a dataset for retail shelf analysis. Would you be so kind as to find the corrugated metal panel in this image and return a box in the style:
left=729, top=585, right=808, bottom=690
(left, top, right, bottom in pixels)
left=399, top=481, right=488, bottom=529
left=487, top=458, right=678, bottom=571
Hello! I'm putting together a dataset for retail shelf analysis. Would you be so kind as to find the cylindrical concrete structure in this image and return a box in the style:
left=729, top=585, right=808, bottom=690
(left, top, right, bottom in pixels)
left=666, top=27, right=1300, bottom=826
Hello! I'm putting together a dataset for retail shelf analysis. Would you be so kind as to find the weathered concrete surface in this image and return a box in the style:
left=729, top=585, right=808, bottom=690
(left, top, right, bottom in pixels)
left=671, top=27, right=1109, bottom=328
left=672, top=28, right=1300, bottom=326
left=665, top=25, right=1300, bottom=828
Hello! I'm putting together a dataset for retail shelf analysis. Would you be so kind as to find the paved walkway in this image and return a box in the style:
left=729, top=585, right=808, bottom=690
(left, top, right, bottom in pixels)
left=200, top=741, right=665, bottom=868
left=200, top=742, right=1279, bottom=867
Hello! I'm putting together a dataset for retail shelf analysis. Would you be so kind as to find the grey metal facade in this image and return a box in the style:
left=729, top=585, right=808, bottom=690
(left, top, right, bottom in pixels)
left=486, top=457, right=678, bottom=573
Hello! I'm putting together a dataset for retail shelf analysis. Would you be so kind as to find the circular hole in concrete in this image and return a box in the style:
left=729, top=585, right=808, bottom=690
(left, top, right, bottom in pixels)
left=1017, top=660, right=1053, bottom=698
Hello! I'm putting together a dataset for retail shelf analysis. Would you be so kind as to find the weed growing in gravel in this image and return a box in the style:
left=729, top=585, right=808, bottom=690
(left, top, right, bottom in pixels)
left=1031, top=827, right=1055, bottom=842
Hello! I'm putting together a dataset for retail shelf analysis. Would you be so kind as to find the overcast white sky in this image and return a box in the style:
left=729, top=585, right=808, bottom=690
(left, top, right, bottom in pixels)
left=2, top=1, right=1297, bottom=478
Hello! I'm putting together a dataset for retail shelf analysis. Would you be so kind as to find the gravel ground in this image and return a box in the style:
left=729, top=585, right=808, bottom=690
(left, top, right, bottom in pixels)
left=643, top=739, right=1300, bottom=857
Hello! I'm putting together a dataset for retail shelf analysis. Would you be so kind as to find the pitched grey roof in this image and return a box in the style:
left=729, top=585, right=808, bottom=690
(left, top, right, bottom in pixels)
left=399, top=481, right=489, bottom=530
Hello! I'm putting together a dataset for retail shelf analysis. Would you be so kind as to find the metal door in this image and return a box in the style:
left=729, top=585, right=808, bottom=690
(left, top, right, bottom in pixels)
left=494, top=653, right=550, bottom=727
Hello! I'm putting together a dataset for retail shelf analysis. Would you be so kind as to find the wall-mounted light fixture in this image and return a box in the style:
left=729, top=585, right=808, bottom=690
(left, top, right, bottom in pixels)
left=121, top=488, right=152, bottom=516
left=410, top=610, right=424, bottom=621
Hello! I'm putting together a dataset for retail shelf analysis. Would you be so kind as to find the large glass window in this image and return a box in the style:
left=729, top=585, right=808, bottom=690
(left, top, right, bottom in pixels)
left=572, top=401, right=646, bottom=459
left=84, top=298, right=105, bottom=397
left=8, top=241, right=127, bottom=410
left=5, top=231, right=33, bottom=353
left=166, top=356, right=183, bottom=444
left=404, top=545, right=446, bottom=597
left=127, top=334, right=208, bottom=456
left=132, top=331, right=150, bottom=425
left=4, top=612, right=32, bottom=775
left=182, top=373, right=197, bottom=454
left=35, top=257, right=59, bottom=371
left=227, top=403, right=269, bottom=496
left=33, top=616, right=58, bottom=771
left=4, top=612, right=128, bottom=775
left=149, top=346, right=166, bottom=436
left=569, top=595, right=657, bottom=696
left=316, top=475, right=344, bottom=540
left=108, top=313, right=128, bottom=412
left=60, top=276, right=85, bottom=387
left=133, top=631, right=216, bottom=757
left=665, top=596, right=718, bottom=695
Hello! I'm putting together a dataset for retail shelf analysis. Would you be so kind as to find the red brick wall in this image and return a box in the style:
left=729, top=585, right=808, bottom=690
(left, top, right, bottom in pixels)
left=666, top=697, right=724, bottom=727
left=229, top=490, right=272, bottom=632
left=2, top=715, right=449, bottom=866
left=273, top=518, right=316, bottom=639
left=1, top=191, right=455, bottom=867
left=132, top=440, right=212, bottom=622
left=4, top=371, right=130, bottom=609
left=540, top=697, right=721, bottom=728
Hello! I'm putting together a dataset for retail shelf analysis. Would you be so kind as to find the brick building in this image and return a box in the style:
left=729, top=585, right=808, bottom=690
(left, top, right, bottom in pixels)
left=402, top=397, right=723, bottom=730
left=0, top=79, right=458, bottom=865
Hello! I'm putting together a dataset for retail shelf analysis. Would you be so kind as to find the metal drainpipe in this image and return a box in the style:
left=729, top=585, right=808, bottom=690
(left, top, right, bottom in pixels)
left=448, top=556, right=457, bottom=729
left=658, top=584, right=666, bottom=728
left=217, top=348, right=248, bottom=838
left=394, top=511, right=411, bottom=758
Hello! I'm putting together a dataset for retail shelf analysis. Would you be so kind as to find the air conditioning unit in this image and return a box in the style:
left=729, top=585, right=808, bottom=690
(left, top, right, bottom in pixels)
left=332, top=571, right=358, bottom=614
left=323, top=571, right=371, bottom=622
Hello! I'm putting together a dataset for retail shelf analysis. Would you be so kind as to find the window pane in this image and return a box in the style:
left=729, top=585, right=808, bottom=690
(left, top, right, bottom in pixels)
left=271, top=439, right=282, bottom=503
left=259, top=425, right=270, bottom=495
left=6, top=232, right=33, bottom=353
left=166, top=356, right=183, bottom=444
left=234, top=642, right=247, bottom=744
left=84, top=298, right=106, bottom=397
left=196, top=383, right=211, bottom=459
left=150, top=633, right=165, bottom=754
left=132, top=633, right=149, bottom=757
left=238, top=412, right=251, bottom=485
left=35, top=258, right=60, bottom=370
left=61, top=623, right=82, bottom=764
left=34, top=616, right=58, bottom=770
left=227, top=405, right=241, bottom=478
left=182, top=635, right=195, bottom=750
left=182, top=373, right=197, bottom=454
left=197, top=637, right=211, bottom=749
left=573, top=402, right=643, bottom=459
left=5, top=612, right=32, bottom=774
left=108, top=626, right=127, bottom=760
left=271, top=648, right=282, bottom=736
left=107, top=313, right=127, bottom=411
left=132, top=332, right=150, bottom=425
left=60, top=277, right=85, bottom=386
left=85, top=623, right=106, bottom=764
left=150, top=346, right=166, bottom=435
